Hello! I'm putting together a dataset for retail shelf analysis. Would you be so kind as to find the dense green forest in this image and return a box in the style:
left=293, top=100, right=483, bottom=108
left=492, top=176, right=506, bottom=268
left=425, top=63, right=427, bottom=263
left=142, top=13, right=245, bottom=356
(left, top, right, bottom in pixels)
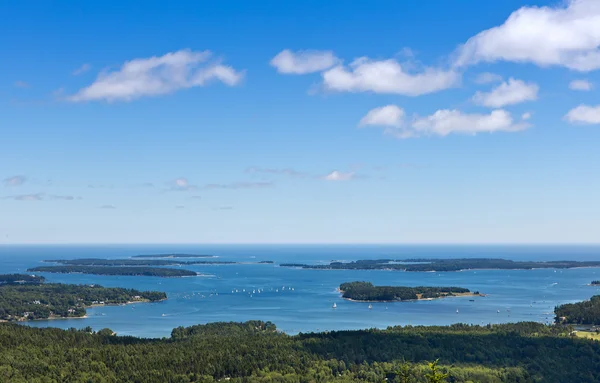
left=0, top=320, right=599, bottom=382
left=555, top=295, right=600, bottom=325
left=339, top=282, right=475, bottom=301
left=0, top=282, right=166, bottom=320
left=0, top=274, right=45, bottom=285
left=133, top=254, right=214, bottom=258
left=28, top=265, right=198, bottom=277
left=281, top=258, right=600, bottom=272
left=45, top=258, right=236, bottom=266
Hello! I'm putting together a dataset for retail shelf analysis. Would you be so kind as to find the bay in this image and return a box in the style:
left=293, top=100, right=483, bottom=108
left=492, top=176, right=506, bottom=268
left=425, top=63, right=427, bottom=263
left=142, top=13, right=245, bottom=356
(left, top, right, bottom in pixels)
left=1, top=244, right=599, bottom=338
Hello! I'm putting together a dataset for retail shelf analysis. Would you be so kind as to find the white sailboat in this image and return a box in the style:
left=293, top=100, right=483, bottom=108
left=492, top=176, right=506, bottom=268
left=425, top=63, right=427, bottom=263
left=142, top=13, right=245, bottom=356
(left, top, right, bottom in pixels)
left=368, top=304, right=373, bottom=310
left=332, top=303, right=337, bottom=309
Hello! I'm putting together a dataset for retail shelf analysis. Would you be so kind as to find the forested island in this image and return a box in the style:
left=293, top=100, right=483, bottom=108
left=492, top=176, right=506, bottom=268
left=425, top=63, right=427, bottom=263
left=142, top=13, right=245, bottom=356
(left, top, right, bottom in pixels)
left=592, top=281, right=600, bottom=286
left=0, top=276, right=166, bottom=321
left=555, top=295, right=600, bottom=325
left=339, top=282, right=480, bottom=302
left=45, top=258, right=236, bottom=266
left=28, top=265, right=198, bottom=277
left=1, top=320, right=599, bottom=382
left=0, top=274, right=45, bottom=285
left=133, top=253, right=215, bottom=258
left=281, top=258, right=600, bottom=272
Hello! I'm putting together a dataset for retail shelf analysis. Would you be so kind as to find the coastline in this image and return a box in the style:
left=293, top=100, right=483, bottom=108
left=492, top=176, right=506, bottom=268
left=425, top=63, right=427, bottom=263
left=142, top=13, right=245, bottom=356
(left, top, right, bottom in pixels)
left=337, top=288, right=485, bottom=303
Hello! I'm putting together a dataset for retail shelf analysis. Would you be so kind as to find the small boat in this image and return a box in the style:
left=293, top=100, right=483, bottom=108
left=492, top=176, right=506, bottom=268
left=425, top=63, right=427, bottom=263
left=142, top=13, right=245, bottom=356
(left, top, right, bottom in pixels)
left=469, top=299, right=475, bottom=302
left=332, top=303, right=337, bottom=309
left=456, top=309, right=459, bottom=314
left=368, top=304, right=373, bottom=310
left=497, top=310, right=500, bottom=313
left=161, top=314, right=166, bottom=317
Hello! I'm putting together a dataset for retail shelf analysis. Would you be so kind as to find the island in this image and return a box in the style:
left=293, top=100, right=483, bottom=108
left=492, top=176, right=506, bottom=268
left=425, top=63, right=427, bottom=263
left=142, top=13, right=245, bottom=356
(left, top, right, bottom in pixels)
left=133, top=253, right=215, bottom=258
left=45, top=258, right=236, bottom=266
left=27, top=265, right=198, bottom=277
left=555, top=295, right=600, bottom=325
left=281, top=258, right=600, bottom=272
left=339, top=281, right=481, bottom=302
left=0, top=274, right=45, bottom=285
left=0, top=275, right=166, bottom=321
left=591, top=280, right=600, bottom=286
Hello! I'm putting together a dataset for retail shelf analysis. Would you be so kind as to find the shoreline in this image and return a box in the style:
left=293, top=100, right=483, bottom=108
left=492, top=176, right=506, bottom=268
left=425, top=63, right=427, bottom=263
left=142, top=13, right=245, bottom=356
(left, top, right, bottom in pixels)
left=337, top=288, right=484, bottom=303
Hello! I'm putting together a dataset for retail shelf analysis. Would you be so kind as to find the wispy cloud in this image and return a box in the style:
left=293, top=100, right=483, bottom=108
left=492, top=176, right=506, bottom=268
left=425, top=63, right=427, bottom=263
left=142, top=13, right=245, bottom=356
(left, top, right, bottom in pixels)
left=359, top=105, right=404, bottom=128
left=14, top=81, right=30, bottom=88
left=191, top=195, right=202, bottom=199
left=203, top=181, right=273, bottom=190
left=472, top=78, right=538, bottom=108
left=68, top=49, right=244, bottom=102
left=72, top=63, right=91, bottom=76
left=474, top=72, right=503, bottom=84
left=569, top=80, right=593, bottom=91
left=270, top=49, right=339, bottom=74
left=321, top=171, right=355, bottom=181
left=213, top=206, right=233, bottom=210
left=49, top=195, right=79, bottom=201
left=2, top=175, right=27, bottom=187
left=99, top=204, right=117, bottom=209
left=175, top=205, right=185, bottom=209
left=168, top=178, right=197, bottom=192
left=3, top=193, right=44, bottom=201
left=245, top=167, right=307, bottom=177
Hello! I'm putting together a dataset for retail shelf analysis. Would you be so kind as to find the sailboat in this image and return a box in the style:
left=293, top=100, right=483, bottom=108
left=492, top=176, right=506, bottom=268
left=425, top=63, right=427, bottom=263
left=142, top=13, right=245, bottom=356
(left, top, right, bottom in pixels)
left=332, top=303, right=337, bottom=309
left=368, top=304, right=373, bottom=310
left=456, top=309, right=459, bottom=314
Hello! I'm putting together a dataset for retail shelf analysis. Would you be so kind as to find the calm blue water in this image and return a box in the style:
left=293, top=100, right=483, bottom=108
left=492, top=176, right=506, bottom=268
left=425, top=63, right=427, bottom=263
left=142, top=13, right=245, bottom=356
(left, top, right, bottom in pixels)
left=1, top=244, right=599, bottom=338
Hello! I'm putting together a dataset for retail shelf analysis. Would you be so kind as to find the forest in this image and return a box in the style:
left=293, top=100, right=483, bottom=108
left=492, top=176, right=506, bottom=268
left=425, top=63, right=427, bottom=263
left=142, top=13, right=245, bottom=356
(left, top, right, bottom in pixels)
left=27, top=265, right=198, bottom=277
left=0, top=274, right=45, bottom=285
left=133, top=254, right=215, bottom=258
left=339, top=282, right=475, bottom=301
left=0, top=281, right=166, bottom=320
left=555, top=295, right=600, bottom=325
left=0, top=320, right=599, bottom=382
left=592, top=281, right=600, bottom=286
left=281, top=258, right=600, bottom=272
left=45, top=258, right=237, bottom=266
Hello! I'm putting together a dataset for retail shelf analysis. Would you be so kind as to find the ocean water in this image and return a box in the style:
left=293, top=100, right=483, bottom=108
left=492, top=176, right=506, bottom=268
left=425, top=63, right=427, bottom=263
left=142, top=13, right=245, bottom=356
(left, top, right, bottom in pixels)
left=1, top=244, right=599, bottom=338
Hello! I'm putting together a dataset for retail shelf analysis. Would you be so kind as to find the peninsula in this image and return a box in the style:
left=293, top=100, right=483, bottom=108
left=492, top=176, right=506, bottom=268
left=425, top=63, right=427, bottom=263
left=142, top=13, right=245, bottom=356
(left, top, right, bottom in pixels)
left=339, top=281, right=481, bottom=302
left=0, top=275, right=166, bottom=321
left=0, top=274, right=45, bottom=285
left=28, top=265, right=197, bottom=277
left=555, top=295, right=600, bottom=325
left=281, top=258, right=600, bottom=272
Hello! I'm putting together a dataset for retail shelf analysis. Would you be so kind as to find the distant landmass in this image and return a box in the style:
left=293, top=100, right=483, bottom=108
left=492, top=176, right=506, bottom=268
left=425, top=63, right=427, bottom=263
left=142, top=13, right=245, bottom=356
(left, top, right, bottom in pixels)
left=339, top=281, right=480, bottom=302
left=28, top=265, right=198, bottom=277
left=45, top=258, right=236, bottom=266
left=0, top=274, right=166, bottom=321
left=282, top=258, right=600, bottom=272
left=0, top=274, right=45, bottom=285
left=555, top=295, right=600, bottom=325
left=133, top=254, right=215, bottom=258
left=591, top=280, right=600, bottom=286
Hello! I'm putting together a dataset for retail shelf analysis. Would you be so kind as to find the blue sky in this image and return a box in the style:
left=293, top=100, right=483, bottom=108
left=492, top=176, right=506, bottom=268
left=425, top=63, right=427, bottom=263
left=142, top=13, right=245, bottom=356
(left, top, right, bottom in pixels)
left=1, top=0, right=600, bottom=244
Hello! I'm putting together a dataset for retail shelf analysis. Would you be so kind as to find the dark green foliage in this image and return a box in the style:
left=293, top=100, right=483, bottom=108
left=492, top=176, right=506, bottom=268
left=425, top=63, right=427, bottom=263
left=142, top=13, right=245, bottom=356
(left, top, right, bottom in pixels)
left=555, top=295, right=600, bottom=325
left=281, top=258, right=600, bottom=272
left=28, top=265, right=197, bottom=277
left=45, top=258, right=237, bottom=266
left=1, top=320, right=599, bottom=382
left=133, top=254, right=215, bottom=258
left=0, top=274, right=45, bottom=285
left=339, top=282, right=471, bottom=301
left=0, top=283, right=166, bottom=320
left=592, top=281, right=600, bottom=285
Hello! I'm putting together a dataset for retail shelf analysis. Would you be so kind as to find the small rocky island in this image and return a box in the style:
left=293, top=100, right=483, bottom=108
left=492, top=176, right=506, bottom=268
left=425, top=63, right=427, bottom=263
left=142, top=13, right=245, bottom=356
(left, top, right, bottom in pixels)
left=339, top=281, right=482, bottom=302
left=0, top=274, right=166, bottom=321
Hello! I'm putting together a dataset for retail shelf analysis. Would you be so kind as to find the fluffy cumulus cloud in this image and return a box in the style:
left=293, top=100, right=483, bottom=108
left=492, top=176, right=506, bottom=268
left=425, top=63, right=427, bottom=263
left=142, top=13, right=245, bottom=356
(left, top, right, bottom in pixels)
left=270, top=50, right=338, bottom=74
left=359, top=105, right=405, bottom=127
left=322, top=57, right=460, bottom=96
left=69, top=49, right=244, bottom=102
left=361, top=107, right=530, bottom=138
left=564, top=104, right=600, bottom=124
left=472, top=78, right=539, bottom=108
left=569, top=79, right=593, bottom=91
left=2, top=175, right=27, bottom=186
left=322, top=171, right=355, bottom=181
left=454, top=0, right=600, bottom=71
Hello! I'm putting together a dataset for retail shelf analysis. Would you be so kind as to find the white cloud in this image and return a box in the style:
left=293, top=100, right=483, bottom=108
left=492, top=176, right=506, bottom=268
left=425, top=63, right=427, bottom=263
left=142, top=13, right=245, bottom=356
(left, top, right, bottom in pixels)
left=569, top=79, right=593, bottom=91
left=472, top=78, right=538, bottom=108
left=169, top=177, right=197, bottom=191
left=322, top=171, right=355, bottom=181
left=72, top=63, right=91, bottom=76
left=270, top=49, right=338, bottom=74
left=474, top=72, right=503, bottom=84
left=564, top=104, right=600, bottom=124
left=322, top=57, right=459, bottom=96
left=99, top=204, right=117, bottom=209
left=367, top=109, right=530, bottom=138
left=359, top=105, right=405, bottom=127
left=522, top=112, right=532, bottom=120
left=69, top=49, right=244, bottom=102
left=2, top=175, right=27, bottom=186
left=454, top=0, right=600, bottom=72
